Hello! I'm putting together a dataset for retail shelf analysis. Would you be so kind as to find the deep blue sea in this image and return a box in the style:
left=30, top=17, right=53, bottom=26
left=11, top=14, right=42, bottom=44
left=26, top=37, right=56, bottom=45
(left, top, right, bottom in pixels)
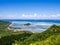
left=3, top=19, right=60, bottom=23
left=3, top=19, right=60, bottom=32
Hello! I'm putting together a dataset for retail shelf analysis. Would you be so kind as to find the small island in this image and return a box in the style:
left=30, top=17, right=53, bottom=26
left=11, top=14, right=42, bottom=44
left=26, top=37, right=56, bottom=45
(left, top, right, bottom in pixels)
left=24, top=23, right=31, bottom=26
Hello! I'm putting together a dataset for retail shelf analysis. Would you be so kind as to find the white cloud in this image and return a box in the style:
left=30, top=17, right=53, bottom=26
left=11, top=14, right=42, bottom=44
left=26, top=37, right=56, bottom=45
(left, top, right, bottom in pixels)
left=0, top=14, right=60, bottom=19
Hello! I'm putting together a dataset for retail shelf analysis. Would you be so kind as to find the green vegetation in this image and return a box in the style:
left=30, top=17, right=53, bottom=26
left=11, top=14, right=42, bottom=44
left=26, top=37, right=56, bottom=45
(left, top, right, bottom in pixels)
left=24, top=23, right=31, bottom=26
left=30, top=34, right=60, bottom=45
left=0, top=20, right=60, bottom=45
left=0, top=20, right=10, bottom=29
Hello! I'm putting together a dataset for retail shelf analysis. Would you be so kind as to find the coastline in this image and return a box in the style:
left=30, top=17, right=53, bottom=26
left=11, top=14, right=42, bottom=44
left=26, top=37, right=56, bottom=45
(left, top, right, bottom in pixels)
left=7, top=21, right=60, bottom=33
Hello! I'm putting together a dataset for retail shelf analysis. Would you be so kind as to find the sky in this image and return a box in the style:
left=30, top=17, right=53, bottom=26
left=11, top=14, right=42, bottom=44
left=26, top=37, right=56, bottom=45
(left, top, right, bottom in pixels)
left=0, top=0, right=60, bottom=20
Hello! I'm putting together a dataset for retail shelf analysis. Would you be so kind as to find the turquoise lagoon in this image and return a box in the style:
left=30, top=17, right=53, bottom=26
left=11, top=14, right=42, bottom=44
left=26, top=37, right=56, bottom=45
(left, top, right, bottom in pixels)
left=9, top=21, right=60, bottom=32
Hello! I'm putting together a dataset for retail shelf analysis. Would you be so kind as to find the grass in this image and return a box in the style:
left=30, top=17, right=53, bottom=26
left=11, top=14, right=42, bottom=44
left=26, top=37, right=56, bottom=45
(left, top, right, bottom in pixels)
left=30, top=34, right=60, bottom=45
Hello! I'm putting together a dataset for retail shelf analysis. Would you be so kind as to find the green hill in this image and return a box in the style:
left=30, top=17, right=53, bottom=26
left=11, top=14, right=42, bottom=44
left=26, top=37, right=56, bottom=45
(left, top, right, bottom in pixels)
left=30, top=34, right=60, bottom=45
left=26, top=25, right=60, bottom=45
left=0, top=20, right=12, bottom=38
left=0, top=20, right=60, bottom=45
left=0, top=20, right=10, bottom=29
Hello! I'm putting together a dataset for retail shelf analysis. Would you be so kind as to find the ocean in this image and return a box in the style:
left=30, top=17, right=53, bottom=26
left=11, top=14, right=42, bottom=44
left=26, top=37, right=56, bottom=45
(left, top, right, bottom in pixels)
left=3, top=19, right=60, bottom=32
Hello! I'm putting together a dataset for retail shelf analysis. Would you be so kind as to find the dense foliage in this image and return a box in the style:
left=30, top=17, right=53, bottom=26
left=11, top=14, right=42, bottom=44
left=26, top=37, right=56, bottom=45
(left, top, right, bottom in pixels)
left=0, top=20, right=60, bottom=45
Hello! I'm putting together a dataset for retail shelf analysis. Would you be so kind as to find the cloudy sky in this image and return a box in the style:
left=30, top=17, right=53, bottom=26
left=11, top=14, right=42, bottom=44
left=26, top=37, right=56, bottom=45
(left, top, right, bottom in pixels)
left=0, top=0, right=60, bottom=20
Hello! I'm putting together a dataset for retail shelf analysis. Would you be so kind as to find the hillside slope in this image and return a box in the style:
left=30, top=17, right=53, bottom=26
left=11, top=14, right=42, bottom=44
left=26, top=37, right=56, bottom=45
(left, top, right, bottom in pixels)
left=22, top=25, right=60, bottom=45
left=9, top=25, right=60, bottom=45
left=0, top=20, right=10, bottom=29
left=30, top=34, right=60, bottom=45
